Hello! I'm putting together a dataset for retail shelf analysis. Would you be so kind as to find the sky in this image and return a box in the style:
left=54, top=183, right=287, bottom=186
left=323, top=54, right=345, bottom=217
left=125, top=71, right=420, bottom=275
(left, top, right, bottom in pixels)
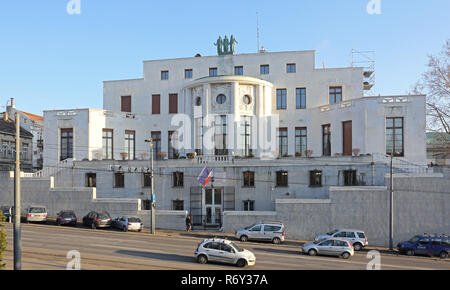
left=0, top=0, right=449, bottom=116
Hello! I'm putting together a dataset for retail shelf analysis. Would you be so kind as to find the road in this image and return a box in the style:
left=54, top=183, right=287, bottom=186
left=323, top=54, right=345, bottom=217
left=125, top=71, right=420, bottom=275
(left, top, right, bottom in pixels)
left=2, top=223, right=449, bottom=270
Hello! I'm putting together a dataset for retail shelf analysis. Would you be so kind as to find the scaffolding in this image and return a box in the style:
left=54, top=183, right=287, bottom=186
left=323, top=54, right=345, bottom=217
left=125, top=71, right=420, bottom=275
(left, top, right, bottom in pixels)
left=350, top=49, right=376, bottom=96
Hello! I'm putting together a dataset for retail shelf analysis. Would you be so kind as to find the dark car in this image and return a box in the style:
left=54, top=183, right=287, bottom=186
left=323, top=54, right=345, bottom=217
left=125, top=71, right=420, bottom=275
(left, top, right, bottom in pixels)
left=0, top=206, right=13, bottom=223
left=56, top=210, right=78, bottom=226
left=82, top=211, right=112, bottom=229
left=397, top=234, right=449, bottom=259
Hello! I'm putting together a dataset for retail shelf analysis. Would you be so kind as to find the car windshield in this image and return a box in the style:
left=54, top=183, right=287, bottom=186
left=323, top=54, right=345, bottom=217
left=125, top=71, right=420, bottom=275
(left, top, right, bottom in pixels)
left=128, top=217, right=141, bottom=223
left=29, top=208, right=45, bottom=213
left=244, top=224, right=256, bottom=230
left=230, top=242, right=244, bottom=252
left=61, top=211, right=75, bottom=217
left=408, top=236, right=420, bottom=243
left=98, top=213, right=110, bottom=219
left=326, top=230, right=338, bottom=235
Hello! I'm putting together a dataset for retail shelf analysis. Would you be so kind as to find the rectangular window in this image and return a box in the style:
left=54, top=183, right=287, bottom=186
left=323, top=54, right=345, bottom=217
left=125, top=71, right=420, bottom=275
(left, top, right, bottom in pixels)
left=276, top=171, right=288, bottom=187
left=102, top=129, right=113, bottom=160
left=21, top=143, right=29, bottom=160
left=173, top=172, right=184, bottom=187
left=277, top=128, right=288, bottom=157
left=169, top=93, right=178, bottom=114
left=124, top=130, right=135, bottom=160
left=343, top=170, right=357, bottom=186
left=161, top=70, right=169, bottom=80
left=143, top=172, right=151, bottom=188
left=296, top=88, right=306, bottom=109
left=287, top=63, right=296, bottom=73
left=114, top=173, right=125, bottom=188
left=151, top=131, right=162, bottom=160
left=121, top=96, right=131, bottom=113
left=240, top=116, right=252, bottom=157
left=214, top=115, right=228, bottom=156
left=276, top=89, right=287, bottom=110
left=310, top=170, right=322, bottom=187
left=243, top=171, right=255, bottom=187
left=152, top=94, right=160, bottom=115
left=295, top=127, right=307, bottom=157
left=386, top=117, right=404, bottom=157
left=168, top=130, right=179, bottom=159
left=60, top=128, right=73, bottom=161
left=172, top=200, right=184, bottom=210
left=243, top=200, right=255, bottom=211
left=185, top=69, right=193, bottom=79
left=86, top=173, right=96, bottom=188
left=322, top=124, right=331, bottom=156
left=260, top=64, right=269, bottom=75
left=209, top=67, right=218, bottom=77
left=234, top=66, right=243, bottom=76
left=329, top=86, right=342, bottom=104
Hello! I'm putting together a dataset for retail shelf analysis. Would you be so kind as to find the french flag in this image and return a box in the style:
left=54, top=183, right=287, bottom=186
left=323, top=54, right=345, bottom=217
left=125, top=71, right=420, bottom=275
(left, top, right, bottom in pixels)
left=197, top=167, right=214, bottom=187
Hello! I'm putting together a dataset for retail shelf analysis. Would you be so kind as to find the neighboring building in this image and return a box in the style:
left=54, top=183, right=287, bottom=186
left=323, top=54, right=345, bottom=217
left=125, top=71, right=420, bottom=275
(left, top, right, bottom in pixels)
left=0, top=113, right=33, bottom=172
left=4, top=98, right=44, bottom=171
left=427, top=132, right=450, bottom=166
left=41, top=45, right=428, bottom=227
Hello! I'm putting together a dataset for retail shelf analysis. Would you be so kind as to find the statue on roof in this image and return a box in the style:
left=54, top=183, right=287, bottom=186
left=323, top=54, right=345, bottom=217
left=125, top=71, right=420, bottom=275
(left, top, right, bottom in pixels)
left=214, top=36, right=223, bottom=56
left=214, top=35, right=237, bottom=56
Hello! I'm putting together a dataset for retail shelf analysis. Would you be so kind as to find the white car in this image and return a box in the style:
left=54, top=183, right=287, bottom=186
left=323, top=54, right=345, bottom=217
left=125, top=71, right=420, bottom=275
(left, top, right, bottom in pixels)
left=112, top=216, right=143, bottom=232
left=26, top=206, right=47, bottom=224
left=195, top=238, right=256, bottom=267
left=313, top=229, right=368, bottom=251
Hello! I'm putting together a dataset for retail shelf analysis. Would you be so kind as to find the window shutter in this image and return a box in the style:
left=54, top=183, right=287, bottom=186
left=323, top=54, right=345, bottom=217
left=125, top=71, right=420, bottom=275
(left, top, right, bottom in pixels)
left=121, top=96, right=131, bottom=112
left=152, top=95, right=160, bottom=115
left=169, top=94, right=178, bottom=114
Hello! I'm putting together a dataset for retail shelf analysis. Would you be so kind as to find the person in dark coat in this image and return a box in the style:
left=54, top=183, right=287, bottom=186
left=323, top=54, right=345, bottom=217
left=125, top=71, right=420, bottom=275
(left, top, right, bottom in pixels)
left=185, top=215, right=192, bottom=232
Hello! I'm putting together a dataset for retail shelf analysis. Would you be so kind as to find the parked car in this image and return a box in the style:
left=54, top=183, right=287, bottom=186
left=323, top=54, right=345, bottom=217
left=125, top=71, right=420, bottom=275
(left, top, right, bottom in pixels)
left=314, top=229, right=368, bottom=251
left=302, top=238, right=355, bottom=259
left=397, top=234, right=449, bottom=259
left=195, top=238, right=256, bottom=267
left=82, top=211, right=112, bottom=229
left=235, top=222, right=285, bottom=244
left=56, top=210, right=77, bottom=226
left=0, top=206, right=13, bottom=223
left=112, top=216, right=143, bottom=232
left=26, top=206, right=47, bottom=224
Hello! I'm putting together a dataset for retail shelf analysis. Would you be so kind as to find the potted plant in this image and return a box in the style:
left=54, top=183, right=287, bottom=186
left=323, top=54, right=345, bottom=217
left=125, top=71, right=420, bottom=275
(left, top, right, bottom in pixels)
left=120, top=152, right=128, bottom=160
left=352, top=148, right=361, bottom=157
left=94, top=152, right=103, bottom=160
left=306, top=150, right=314, bottom=157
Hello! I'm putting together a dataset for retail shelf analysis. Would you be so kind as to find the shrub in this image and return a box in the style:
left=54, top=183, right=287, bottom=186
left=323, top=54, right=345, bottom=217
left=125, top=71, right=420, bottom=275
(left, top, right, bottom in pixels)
left=0, top=210, right=7, bottom=270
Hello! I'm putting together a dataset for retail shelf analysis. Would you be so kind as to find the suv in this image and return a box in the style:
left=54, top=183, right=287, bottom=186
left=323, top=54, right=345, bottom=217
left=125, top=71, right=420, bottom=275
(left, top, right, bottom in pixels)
left=82, top=211, right=112, bottom=229
left=195, top=238, right=256, bottom=267
left=235, top=222, right=285, bottom=244
left=314, top=229, right=368, bottom=251
left=397, top=234, right=449, bottom=259
left=26, top=206, right=48, bottom=224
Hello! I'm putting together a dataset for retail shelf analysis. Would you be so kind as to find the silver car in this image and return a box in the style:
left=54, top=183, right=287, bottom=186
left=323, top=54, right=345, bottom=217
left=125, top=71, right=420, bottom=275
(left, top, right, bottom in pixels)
left=26, top=206, right=47, bottom=223
left=235, top=222, right=285, bottom=244
left=195, top=238, right=256, bottom=267
left=112, top=216, right=143, bottom=232
left=314, top=229, right=368, bottom=251
left=302, top=238, right=355, bottom=259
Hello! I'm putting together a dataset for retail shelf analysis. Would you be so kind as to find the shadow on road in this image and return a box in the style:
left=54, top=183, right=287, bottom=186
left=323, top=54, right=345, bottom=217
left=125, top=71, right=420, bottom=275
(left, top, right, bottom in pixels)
left=116, top=249, right=195, bottom=263
left=252, top=247, right=301, bottom=256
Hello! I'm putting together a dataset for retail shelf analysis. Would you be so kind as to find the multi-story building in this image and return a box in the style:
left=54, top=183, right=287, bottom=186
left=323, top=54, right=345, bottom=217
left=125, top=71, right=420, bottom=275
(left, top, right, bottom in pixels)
left=42, top=46, right=427, bottom=227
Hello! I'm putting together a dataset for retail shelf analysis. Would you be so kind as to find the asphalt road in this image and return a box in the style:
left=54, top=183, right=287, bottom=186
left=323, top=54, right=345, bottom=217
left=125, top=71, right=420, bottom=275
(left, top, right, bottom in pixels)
left=2, top=223, right=449, bottom=270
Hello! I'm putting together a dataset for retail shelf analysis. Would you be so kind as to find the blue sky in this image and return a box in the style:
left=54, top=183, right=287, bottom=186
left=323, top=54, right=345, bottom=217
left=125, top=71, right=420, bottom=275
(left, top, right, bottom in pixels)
left=0, top=0, right=449, bottom=115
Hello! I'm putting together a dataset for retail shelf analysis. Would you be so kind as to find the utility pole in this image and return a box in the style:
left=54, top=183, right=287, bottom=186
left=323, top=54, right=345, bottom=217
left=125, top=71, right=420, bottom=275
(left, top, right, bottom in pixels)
left=14, top=112, right=22, bottom=270
left=145, top=138, right=155, bottom=234
left=389, top=150, right=394, bottom=251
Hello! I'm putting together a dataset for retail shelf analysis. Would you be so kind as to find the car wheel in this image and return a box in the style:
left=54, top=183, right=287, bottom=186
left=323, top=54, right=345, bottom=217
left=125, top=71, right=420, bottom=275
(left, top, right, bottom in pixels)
left=308, top=249, right=317, bottom=256
left=353, top=243, right=363, bottom=251
left=272, top=237, right=281, bottom=245
left=240, top=235, right=248, bottom=242
left=342, top=252, right=351, bottom=259
left=440, top=251, right=448, bottom=259
left=123, top=226, right=127, bottom=232
left=406, top=249, right=415, bottom=256
left=236, top=259, right=247, bottom=268
left=91, top=222, right=96, bottom=229
left=197, top=255, right=208, bottom=264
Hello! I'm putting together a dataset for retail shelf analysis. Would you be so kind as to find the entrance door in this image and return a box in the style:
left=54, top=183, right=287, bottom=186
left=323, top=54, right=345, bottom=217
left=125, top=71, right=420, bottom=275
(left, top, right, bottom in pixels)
left=343, top=121, right=352, bottom=156
left=204, top=188, right=223, bottom=225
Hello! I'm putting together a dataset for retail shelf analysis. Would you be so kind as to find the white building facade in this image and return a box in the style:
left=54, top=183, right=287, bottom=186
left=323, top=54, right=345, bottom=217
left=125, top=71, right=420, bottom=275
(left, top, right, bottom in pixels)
left=42, top=48, right=427, bottom=227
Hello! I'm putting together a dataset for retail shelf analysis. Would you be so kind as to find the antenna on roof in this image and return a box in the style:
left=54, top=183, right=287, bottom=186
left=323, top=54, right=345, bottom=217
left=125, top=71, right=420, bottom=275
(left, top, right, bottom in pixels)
left=256, top=12, right=260, bottom=53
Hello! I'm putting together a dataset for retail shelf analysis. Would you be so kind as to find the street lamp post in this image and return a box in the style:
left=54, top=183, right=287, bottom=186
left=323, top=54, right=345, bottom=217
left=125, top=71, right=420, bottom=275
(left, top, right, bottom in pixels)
left=389, top=150, right=394, bottom=251
left=145, top=138, right=155, bottom=235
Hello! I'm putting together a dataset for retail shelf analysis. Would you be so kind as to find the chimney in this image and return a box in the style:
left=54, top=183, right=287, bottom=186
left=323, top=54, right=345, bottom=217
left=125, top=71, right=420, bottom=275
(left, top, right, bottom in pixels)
left=10, top=98, right=15, bottom=109
left=3, top=111, right=8, bottom=121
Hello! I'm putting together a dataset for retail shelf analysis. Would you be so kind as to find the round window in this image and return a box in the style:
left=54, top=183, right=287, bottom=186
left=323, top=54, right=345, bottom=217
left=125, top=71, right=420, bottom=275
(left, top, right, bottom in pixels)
left=243, top=95, right=252, bottom=105
left=216, top=94, right=226, bottom=104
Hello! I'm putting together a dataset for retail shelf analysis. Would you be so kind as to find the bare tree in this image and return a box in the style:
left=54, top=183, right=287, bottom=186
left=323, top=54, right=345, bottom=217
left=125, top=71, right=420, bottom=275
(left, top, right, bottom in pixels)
left=413, top=40, right=449, bottom=143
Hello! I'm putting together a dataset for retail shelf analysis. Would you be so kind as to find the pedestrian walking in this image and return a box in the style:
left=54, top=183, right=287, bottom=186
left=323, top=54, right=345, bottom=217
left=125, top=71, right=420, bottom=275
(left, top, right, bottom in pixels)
left=185, top=215, right=192, bottom=232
